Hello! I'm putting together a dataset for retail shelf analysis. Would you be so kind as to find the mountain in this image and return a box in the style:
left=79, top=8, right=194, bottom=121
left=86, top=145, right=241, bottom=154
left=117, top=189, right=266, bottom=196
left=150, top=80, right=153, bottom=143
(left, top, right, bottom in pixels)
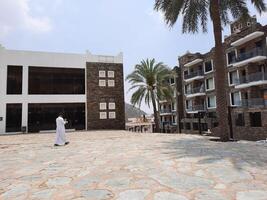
left=125, top=103, right=147, bottom=121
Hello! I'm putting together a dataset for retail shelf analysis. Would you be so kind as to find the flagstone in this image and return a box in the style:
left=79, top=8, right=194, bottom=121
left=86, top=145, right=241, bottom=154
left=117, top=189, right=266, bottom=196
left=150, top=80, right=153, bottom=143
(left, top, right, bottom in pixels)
left=236, top=190, right=267, bottom=200
left=117, top=189, right=150, bottom=200
left=0, top=131, right=266, bottom=200
left=154, top=192, right=189, bottom=200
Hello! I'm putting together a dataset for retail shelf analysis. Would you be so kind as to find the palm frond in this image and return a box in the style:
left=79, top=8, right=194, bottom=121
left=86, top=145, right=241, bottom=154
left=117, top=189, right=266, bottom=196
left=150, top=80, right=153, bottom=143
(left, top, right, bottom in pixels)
left=251, top=0, right=266, bottom=13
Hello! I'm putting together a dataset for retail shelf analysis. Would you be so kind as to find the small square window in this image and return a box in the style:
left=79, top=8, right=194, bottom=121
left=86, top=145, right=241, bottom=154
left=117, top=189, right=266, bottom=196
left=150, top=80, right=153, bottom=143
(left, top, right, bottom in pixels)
left=109, top=112, right=116, bottom=119
left=99, top=71, right=106, bottom=78
left=108, top=71, right=115, bottom=78
left=206, top=78, right=214, bottom=90
left=236, top=113, right=245, bottom=126
left=99, top=103, right=107, bottom=110
left=109, top=103, right=115, bottom=110
left=204, top=60, right=213, bottom=73
left=108, top=80, right=115, bottom=87
left=207, top=96, right=216, bottom=108
left=99, top=80, right=106, bottom=87
left=100, top=112, right=107, bottom=119
left=250, top=112, right=262, bottom=127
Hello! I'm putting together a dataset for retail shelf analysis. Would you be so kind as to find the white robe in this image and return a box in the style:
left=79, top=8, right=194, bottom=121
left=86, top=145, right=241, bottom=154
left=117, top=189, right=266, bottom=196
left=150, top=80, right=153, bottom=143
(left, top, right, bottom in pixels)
left=55, top=116, right=67, bottom=145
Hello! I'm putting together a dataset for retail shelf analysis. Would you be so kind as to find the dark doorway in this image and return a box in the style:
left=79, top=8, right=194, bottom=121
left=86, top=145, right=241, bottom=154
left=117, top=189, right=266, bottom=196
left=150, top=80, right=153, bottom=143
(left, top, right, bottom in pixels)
left=6, top=104, right=22, bottom=132
left=28, top=103, right=85, bottom=132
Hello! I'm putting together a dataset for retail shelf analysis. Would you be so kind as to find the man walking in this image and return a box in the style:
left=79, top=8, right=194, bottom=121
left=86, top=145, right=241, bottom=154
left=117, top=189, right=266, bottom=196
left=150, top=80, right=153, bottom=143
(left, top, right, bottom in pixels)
left=54, top=113, right=69, bottom=146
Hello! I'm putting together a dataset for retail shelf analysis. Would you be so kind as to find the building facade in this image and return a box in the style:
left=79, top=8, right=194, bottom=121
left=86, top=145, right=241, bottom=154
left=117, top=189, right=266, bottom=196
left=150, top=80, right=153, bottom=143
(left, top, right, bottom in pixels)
left=176, top=16, right=267, bottom=140
left=0, top=47, right=125, bottom=134
left=159, top=67, right=183, bottom=133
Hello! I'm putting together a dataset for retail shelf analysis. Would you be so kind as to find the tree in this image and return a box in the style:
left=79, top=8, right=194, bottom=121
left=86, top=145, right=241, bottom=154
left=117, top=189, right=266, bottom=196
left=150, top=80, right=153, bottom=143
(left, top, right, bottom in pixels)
left=126, top=59, right=173, bottom=132
left=154, top=0, right=266, bottom=141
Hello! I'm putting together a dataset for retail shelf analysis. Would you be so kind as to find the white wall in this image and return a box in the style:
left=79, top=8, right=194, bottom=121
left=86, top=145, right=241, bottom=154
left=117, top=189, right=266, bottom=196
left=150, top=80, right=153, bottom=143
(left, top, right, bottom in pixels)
left=0, top=47, right=123, bottom=134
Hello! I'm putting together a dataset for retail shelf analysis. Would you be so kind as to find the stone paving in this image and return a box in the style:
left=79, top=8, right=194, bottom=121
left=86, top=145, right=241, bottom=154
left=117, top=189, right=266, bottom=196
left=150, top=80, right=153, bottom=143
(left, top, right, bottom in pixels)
left=0, top=131, right=267, bottom=200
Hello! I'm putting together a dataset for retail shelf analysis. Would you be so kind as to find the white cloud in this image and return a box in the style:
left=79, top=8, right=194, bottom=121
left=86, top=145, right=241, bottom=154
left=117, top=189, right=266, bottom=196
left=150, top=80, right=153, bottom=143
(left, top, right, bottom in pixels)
left=0, top=0, right=52, bottom=38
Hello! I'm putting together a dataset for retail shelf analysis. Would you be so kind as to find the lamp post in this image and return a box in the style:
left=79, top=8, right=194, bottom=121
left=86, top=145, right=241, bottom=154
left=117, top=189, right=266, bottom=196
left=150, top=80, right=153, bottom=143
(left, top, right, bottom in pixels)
left=228, top=106, right=234, bottom=140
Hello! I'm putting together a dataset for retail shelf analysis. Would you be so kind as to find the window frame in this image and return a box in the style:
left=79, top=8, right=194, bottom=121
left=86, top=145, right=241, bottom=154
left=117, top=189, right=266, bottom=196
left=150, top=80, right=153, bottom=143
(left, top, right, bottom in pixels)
left=99, top=80, right=106, bottom=87
left=109, top=112, right=116, bottom=119
left=228, top=70, right=239, bottom=86
left=205, top=77, right=215, bottom=91
left=99, top=112, right=107, bottom=119
left=204, top=60, right=214, bottom=74
left=207, top=95, right=216, bottom=109
left=230, top=91, right=241, bottom=106
left=99, top=70, right=106, bottom=78
left=108, top=80, right=115, bottom=87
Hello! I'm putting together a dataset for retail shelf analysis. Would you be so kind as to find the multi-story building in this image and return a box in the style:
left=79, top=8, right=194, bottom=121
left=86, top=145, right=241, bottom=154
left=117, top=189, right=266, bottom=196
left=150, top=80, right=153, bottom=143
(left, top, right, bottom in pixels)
left=176, top=16, right=267, bottom=140
left=179, top=51, right=218, bottom=134
left=159, top=67, right=183, bottom=133
left=0, top=46, right=125, bottom=134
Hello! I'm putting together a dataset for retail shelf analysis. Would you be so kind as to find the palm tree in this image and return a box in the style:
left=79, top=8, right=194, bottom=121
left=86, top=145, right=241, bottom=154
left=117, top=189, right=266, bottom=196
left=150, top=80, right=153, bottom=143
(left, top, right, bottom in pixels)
left=154, top=0, right=266, bottom=141
left=126, top=59, right=173, bottom=132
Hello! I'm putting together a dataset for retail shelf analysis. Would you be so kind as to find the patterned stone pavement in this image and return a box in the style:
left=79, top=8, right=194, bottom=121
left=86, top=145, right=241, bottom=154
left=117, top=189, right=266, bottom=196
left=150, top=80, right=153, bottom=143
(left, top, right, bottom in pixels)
left=0, top=131, right=267, bottom=200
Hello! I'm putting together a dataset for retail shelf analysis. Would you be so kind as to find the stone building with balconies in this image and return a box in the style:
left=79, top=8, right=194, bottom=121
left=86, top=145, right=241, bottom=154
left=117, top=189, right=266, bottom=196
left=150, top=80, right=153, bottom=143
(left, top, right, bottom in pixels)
left=158, top=76, right=178, bottom=133
left=224, top=16, right=267, bottom=140
left=177, top=15, right=267, bottom=140
left=158, top=66, right=185, bottom=133
left=179, top=50, right=217, bottom=134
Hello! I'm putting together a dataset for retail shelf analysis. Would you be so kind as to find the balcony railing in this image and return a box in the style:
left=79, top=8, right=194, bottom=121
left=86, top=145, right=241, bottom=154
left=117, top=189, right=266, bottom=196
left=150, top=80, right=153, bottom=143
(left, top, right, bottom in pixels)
left=236, top=72, right=267, bottom=84
left=184, top=70, right=204, bottom=80
left=160, top=121, right=177, bottom=127
left=241, top=98, right=266, bottom=108
left=185, top=86, right=205, bottom=95
left=234, top=48, right=266, bottom=63
left=160, top=109, right=172, bottom=114
left=186, top=104, right=205, bottom=112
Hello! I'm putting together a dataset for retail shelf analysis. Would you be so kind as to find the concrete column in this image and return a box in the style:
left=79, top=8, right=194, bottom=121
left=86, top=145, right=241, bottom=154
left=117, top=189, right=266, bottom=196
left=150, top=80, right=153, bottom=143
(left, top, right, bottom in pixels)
left=21, top=66, right=28, bottom=132
left=0, top=65, right=7, bottom=133
left=21, top=103, right=28, bottom=132
left=22, top=66, right=28, bottom=96
left=0, top=103, right=6, bottom=133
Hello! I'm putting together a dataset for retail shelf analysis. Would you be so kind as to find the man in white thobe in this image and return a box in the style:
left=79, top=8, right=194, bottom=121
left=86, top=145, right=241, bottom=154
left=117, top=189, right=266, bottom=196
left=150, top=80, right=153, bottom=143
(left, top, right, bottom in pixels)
left=54, top=113, right=69, bottom=146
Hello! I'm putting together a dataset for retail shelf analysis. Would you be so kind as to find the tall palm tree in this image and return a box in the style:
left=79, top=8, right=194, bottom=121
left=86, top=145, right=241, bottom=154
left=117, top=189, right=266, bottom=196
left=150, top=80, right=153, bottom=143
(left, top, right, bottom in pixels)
left=154, top=0, right=266, bottom=141
left=126, top=59, right=173, bottom=132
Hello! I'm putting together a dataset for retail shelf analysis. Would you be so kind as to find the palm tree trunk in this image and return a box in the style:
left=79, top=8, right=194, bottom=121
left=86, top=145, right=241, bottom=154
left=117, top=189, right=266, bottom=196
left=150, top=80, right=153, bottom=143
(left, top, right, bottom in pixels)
left=151, top=90, right=160, bottom=132
left=210, top=0, right=230, bottom=141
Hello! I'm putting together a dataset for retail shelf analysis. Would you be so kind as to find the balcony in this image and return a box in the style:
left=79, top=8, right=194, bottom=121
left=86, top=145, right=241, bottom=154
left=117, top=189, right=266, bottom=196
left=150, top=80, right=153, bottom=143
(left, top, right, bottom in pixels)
left=186, top=104, right=205, bottom=113
left=235, top=72, right=267, bottom=89
left=184, top=70, right=204, bottom=82
left=160, top=109, right=173, bottom=115
left=232, top=48, right=267, bottom=67
left=231, top=31, right=264, bottom=47
left=184, top=58, right=203, bottom=67
left=185, top=86, right=206, bottom=98
left=241, top=98, right=267, bottom=108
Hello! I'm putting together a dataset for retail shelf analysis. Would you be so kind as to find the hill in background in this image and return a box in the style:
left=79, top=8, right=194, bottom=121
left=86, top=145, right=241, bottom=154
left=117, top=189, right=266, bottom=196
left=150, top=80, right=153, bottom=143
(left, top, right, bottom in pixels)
left=125, top=103, right=147, bottom=122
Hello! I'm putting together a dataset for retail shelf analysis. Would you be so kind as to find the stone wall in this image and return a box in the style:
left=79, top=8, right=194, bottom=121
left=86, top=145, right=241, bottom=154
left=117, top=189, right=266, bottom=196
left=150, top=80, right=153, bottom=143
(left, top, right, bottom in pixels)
left=231, top=110, right=267, bottom=141
left=86, top=62, right=125, bottom=130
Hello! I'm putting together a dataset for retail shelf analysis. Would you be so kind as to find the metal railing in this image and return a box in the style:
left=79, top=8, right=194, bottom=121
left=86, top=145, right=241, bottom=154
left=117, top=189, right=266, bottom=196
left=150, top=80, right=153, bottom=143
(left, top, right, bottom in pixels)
left=234, top=47, right=266, bottom=63
left=184, top=70, right=204, bottom=80
left=185, top=86, right=205, bottom=95
left=160, top=121, right=177, bottom=127
left=241, top=98, right=266, bottom=108
left=235, top=72, right=267, bottom=84
left=186, top=104, right=206, bottom=112
left=160, top=109, right=172, bottom=114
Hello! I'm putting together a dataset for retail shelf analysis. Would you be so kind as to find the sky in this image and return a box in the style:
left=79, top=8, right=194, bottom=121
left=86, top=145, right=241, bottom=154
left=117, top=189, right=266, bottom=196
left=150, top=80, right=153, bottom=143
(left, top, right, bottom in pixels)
left=0, top=0, right=267, bottom=113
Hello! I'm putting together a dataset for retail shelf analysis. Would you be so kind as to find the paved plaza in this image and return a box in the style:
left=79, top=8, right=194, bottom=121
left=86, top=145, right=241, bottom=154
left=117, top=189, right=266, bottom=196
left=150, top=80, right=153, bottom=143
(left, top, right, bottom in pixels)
left=0, top=131, right=267, bottom=200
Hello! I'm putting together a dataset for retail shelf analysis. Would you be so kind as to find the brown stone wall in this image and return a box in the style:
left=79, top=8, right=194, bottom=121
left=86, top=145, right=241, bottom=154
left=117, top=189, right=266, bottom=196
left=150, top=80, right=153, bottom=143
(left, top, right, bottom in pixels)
left=86, top=62, right=125, bottom=130
left=231, top=110, right=267, bottom=140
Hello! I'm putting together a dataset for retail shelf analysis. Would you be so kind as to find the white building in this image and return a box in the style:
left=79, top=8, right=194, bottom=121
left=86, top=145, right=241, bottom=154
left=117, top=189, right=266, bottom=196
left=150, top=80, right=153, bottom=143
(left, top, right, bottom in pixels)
left=0, top=46, right=125, bottom=134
